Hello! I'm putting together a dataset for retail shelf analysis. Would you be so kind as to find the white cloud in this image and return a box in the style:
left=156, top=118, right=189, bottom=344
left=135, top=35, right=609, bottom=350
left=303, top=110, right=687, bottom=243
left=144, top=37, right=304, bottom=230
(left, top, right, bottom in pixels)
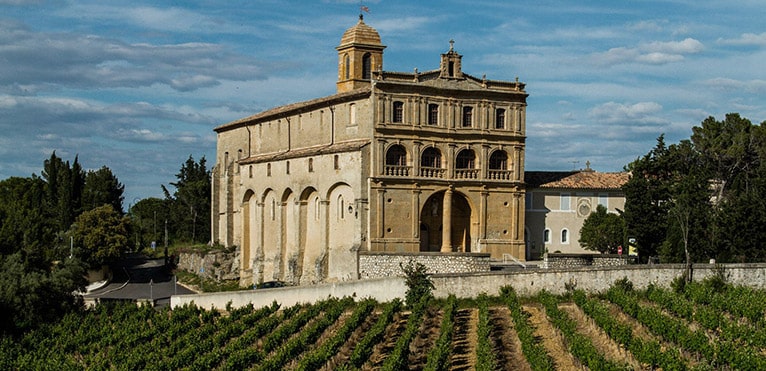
left=593, top=38, right=703, bottom=66
left=718, top=32, right=766, bottom=46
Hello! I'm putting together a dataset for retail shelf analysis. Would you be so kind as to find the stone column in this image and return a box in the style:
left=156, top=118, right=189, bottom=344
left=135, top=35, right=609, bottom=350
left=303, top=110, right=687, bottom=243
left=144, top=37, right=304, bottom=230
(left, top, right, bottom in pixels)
left=412, top=186, right=421, bottom=238
left=377, top=185, right=386, bottom=239
left=441, top=187, right=453, bottom=252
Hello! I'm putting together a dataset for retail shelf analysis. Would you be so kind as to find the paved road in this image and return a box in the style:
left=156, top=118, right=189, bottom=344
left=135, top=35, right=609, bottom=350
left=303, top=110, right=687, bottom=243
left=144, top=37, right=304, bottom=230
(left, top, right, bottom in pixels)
left=84, top=254, right=195, bottom=306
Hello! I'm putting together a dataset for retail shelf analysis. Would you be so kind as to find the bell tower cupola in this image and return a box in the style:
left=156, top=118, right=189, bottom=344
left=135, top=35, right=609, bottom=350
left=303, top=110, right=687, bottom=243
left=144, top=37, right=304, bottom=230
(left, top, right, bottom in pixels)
left=440, top=39, right=463, bottom=79
left=336, top=15, right=385, bottom=93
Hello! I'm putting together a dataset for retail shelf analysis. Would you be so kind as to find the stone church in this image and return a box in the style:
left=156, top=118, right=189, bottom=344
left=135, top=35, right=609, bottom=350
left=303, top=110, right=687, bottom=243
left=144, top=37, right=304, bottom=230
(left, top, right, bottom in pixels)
left=212, top=15, right=528, bottom=286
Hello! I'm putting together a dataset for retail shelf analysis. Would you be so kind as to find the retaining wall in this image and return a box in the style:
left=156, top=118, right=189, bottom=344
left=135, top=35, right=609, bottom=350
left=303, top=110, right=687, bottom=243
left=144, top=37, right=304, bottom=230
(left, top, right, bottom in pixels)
left=176, top=249, right=239, bottom=281
left=359, top=251, right=490, bottom=279
left=541, top=253, right=636, bottom=269
left=171, top=263, right=766, bottom=310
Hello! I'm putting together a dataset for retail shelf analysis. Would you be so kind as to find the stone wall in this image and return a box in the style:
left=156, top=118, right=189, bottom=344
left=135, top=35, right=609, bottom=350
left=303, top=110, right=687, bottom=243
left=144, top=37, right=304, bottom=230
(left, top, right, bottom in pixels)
left=172, top=263, right=766, bottom=310
left=541, top=253, right=635, bottom=269
left=177, top=248, right=240, bottom=281
left=359, top=251, right=491, bottom=279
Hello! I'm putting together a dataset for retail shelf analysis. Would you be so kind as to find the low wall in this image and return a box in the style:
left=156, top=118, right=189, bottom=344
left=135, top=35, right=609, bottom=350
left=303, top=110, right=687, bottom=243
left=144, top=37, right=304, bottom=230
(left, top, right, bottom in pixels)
left=359, top=251, right=490, bottom=279
left=170, top=263, right=766, bottom=310
left=171, top=276, right=407, bottom=310
left=176, top=249, right=239, bottom=281
left=542, top=253, right=635, bottom=269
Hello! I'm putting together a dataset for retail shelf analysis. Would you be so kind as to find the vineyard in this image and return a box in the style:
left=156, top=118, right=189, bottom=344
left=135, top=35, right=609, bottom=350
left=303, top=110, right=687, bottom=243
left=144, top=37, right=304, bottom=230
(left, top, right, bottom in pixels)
left=2, top=277, right=766, bottom=370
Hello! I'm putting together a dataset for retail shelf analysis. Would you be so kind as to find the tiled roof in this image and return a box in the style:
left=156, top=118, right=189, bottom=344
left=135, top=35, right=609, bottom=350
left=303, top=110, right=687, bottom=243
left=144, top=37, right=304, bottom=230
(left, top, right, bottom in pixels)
left=339, top=16, right=382, bottom=46
left=239, top=139, right=370, bottom=165
left=214, top=88, right=371, bottom=132
left=525, top=170, right=629, bottom=190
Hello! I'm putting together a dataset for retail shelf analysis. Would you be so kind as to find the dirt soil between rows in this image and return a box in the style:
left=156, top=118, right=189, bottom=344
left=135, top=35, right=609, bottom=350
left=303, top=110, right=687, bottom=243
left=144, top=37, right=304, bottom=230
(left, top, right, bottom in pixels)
left=523, top=304, right=579, bottom=370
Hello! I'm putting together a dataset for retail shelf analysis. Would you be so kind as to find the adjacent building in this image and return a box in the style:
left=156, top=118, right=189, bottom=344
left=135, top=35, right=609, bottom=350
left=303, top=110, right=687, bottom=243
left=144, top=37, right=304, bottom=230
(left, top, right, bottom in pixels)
left=524, top=164, right=629, bottom=258
left=212, top=16, right=528, bottom=286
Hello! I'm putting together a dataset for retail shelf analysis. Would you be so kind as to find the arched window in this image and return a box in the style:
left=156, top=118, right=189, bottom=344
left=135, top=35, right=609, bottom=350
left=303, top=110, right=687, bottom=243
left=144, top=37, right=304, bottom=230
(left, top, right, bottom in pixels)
left=462, top=106, right=473, bottom=127
left=421, top=147, right=441, bottom=168
left=543, top=229, right=551, bottom=244
left=349, top=103, right=356, bottom=125
left=344, top=54, right=350, bottom=80
left=428, top=104, right=439, bottom=125
left=489, top=151, right=508, bottom=170
left=308, top=158, right=314, bottom=172
left=338, top=195, right=345, bottom=220
left=267, top=163, right=271, bottom=177
left=455, top=149, right=476, bottom=169
left=362, top=53, right=372, bottom=80
left=495, top=108, right=506, bottom=129
left=385, top=145, right=407, bottom=166
left=393, top=101, right=404, bottom=123
left=561, top=229, right=569, bottom=244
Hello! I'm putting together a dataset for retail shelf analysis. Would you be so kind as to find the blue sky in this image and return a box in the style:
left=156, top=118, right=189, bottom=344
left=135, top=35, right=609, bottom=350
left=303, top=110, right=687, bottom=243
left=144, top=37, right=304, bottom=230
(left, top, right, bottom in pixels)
left=1, top=1, right=764, bottom=205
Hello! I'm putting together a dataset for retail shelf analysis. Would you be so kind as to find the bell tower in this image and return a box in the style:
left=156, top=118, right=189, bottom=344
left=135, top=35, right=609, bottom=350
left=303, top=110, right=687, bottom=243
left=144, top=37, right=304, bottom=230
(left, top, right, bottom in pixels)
left=336, top=15, right=386, bottom=93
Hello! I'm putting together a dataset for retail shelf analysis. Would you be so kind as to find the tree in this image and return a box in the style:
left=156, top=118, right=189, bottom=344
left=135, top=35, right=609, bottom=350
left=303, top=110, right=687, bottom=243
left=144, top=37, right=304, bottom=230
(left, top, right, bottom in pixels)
left=579, top=205, right=625, bottom=254
left=130, top=197, right=170, bottom=250
left=162, top=155, right=210, bottom=244
left=70, top=205, right=130, bottom=268
left=622, top=136, right=672, bottom=260
left=82, top=166, right=125, bottom=214
left=41, top=152, right=85, bottom=232
left=400, top=260, right=434, bottom=308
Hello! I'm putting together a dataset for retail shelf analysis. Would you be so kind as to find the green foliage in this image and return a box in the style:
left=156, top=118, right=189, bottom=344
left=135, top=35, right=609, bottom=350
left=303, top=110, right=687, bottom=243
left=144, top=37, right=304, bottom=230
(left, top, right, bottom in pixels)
left=625, top=114, right=766, bottom=263
left=162, top=155, right=210, bottom=244
left=400, top=259, right=434, bottom=308
left=0, top=253, right=87, bottom=335
left=81, top=166, right=125, bottom=214
left=424, top=295, right=457, bottom=371
left=578, top=204, right=625, bottom=253
left=612, top=277, right=634, bottom=292
left=500, top=286, right=555, bottom=371
left=70, top=205, right=130, bottom=268
left=475, top=294, right=496, bottom=371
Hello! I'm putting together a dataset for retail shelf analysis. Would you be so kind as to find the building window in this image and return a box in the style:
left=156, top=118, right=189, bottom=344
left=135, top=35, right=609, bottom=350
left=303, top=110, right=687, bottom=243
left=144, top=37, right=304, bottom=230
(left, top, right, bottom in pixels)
left=362, top=53, right=371, bottom=80
left=334, top=155, right=340, bottom=170
left=386, top=145, right=407, bottom=166
left=421, top=147, right=441, bottom=168
left=489, top=150, right=508, bottom=170
left=393, top=101, right=404, bottom=123
left=249, top=165, right=253, bottom=178
left=462, top=106, right=473, bottom=127
left=349, top=103, right=356, bottom=126
left=543, top=229, right=551, bottom=244
left=495, top=108, right=506, bottom=129
left=286, top=161, right=290, bottom=174
left=561, top=229, right=569, bottom=244
left=599, top=193, right=608, bottom=208
left=308, top=158, right=314, bottom=172
left=267, top=163, right=271, bottom=177
left=270, top=198, right=276, bottom=221
left=344, top=54, right=350, bottom=80
left=428, top=104, right=439, bottom=125
left=455, top=149, right=476, bottom=169
left=560, top=193, right=570, bottom=211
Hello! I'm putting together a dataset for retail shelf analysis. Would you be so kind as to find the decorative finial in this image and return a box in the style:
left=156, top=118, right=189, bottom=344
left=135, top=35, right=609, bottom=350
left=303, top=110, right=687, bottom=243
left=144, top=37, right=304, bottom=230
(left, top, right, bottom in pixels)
left=449, top=39, right=455, bottom=51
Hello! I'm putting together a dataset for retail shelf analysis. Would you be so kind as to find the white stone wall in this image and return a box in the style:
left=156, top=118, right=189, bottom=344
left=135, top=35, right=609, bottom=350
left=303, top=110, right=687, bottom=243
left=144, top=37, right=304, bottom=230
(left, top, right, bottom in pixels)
left=172, top=263, right=766, bottom=310
left=358, top=252, right=491, bottom=279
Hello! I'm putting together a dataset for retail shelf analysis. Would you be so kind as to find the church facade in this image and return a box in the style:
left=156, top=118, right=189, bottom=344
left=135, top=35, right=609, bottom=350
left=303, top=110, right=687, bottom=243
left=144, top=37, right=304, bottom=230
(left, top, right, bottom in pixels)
left=212, top=16, right=528, bottom=286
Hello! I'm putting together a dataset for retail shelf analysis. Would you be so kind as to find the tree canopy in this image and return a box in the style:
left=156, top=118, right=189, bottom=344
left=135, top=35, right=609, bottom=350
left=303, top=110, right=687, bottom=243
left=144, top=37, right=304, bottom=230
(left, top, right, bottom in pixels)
left=624, top=113, right=766, bottom=263
left=579, top=204, right=625, bottom=254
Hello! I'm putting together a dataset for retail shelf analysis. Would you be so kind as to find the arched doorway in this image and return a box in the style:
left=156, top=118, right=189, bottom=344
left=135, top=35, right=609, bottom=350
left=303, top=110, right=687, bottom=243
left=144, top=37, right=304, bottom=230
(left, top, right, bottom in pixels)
left=419, top=190, right=473, bottom=252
